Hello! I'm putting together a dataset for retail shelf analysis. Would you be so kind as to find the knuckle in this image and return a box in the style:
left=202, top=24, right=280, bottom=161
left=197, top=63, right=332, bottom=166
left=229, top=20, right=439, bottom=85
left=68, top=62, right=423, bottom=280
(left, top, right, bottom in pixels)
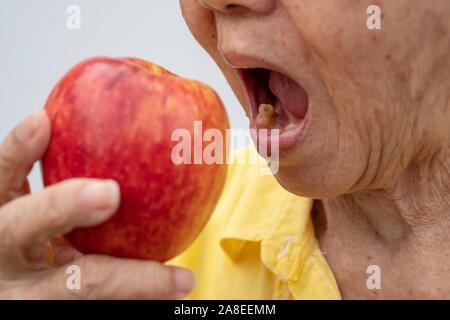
left=43, top=188, right=66, bottom=228
left=0, top=207, right=19, bottom=256
left=146, top=264, right=176, bottom=298
left=0, top=133, right=22, bottom=169
left=64, top=278, right=85, bottom=300
left=0, top=151, right=12, bottom=173
left=0, top=140, right=14, bottom=165
left=71, top=255, right=108, bottom=299
left=0, top=154, right=16, bottom=186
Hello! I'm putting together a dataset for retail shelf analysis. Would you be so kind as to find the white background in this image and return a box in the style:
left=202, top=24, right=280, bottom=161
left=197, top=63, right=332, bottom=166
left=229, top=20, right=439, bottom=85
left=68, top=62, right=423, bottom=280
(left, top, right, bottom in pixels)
left=0, top=1, right=248, bottom=192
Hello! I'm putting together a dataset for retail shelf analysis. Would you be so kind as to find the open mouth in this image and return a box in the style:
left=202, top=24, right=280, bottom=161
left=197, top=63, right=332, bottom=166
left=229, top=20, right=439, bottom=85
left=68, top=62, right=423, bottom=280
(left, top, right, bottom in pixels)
left=239, top=68, right=309, bottom=151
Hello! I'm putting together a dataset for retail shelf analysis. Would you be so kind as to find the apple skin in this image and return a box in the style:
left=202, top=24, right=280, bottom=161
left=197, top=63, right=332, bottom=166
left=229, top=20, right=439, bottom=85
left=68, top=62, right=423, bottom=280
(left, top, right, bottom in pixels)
left=41, top=56, right=229, bottom=262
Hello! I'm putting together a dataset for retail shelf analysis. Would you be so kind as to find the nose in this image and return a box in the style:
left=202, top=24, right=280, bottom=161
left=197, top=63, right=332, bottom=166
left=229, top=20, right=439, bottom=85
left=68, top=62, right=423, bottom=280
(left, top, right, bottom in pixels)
left=199, top=0, right=274, bottom=14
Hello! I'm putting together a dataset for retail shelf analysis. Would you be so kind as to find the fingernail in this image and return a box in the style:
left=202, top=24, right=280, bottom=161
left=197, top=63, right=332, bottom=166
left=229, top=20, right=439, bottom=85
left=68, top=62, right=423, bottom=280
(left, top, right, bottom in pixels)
left=16, top=110, right=46, bottom=142
left=81, top=180, right=120, bottom=212
left=174, top=268, right=197, bottom=298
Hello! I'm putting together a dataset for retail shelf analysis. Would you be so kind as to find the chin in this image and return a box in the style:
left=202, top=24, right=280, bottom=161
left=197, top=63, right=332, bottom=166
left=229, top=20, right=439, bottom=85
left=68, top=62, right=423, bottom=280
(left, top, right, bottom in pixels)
left=271, top=158, right=356, bottom=199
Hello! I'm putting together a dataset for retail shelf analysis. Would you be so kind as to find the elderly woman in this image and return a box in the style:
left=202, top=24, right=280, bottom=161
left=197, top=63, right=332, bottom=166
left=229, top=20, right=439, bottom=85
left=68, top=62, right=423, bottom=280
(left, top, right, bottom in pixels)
left=0, top=0, right=448, bottom=299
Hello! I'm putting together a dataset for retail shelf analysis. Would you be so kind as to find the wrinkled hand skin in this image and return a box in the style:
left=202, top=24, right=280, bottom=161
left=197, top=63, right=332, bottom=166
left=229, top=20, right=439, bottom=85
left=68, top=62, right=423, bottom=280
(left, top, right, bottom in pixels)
left=0, top=111, right=196, bottom=299
left=180, top=0, right=450, bottom=298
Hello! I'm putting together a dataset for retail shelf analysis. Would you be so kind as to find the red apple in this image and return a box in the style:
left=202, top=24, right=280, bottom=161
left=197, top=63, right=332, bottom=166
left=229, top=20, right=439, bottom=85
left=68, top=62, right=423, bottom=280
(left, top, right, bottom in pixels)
left=41, top=56, right=229, bottom=262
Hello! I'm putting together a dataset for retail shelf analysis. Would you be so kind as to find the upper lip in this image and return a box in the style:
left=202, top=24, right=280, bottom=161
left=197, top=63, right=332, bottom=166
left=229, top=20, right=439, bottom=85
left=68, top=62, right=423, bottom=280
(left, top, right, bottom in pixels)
left=221, top=50, right=293, bottom=80
left=220, top=51, right=291, bottom=121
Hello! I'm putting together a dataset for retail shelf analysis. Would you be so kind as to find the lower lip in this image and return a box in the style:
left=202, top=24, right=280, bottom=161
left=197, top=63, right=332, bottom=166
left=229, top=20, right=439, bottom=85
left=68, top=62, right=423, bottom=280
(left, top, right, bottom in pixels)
left=249, top=107, right=309, bottom=153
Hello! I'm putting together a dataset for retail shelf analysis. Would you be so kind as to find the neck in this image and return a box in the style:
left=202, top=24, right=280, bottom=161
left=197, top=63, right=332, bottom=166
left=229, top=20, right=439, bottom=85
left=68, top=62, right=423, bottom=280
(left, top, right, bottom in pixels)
left=314, top=145, right=450, bottom=298
left=328, top=145, right=449, bottom=245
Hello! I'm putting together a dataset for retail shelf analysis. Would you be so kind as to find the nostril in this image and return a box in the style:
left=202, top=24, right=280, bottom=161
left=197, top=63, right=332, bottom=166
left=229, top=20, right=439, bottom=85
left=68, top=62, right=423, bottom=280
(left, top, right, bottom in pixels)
left=200, top=1, right=274, bottom=14
left=199, top=1, right=238, bottom=12
left=226, top=4, right=239, bottom=9
left=224, top=4, right=248, bottom=14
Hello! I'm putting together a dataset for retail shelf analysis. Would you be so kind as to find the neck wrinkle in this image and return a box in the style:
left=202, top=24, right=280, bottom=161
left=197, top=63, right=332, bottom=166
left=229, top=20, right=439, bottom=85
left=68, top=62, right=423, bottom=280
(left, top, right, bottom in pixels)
left=322, top=145, right=449, bottom=249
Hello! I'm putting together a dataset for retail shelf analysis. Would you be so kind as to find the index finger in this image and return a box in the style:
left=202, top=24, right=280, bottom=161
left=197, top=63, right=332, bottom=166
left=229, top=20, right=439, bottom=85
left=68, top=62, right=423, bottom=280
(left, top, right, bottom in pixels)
left=0, top=110, right=50, bottom=202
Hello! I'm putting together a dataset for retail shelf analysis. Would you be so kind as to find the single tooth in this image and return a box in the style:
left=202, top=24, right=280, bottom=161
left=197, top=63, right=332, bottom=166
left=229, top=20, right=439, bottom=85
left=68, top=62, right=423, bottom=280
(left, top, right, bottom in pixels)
left=257, top=103, right=275, bottom=128
left=258, top=103, right=274, bottom=116
left=256, top=113, right=275, bottom=128
left=284, top=123, right=298, bottom=131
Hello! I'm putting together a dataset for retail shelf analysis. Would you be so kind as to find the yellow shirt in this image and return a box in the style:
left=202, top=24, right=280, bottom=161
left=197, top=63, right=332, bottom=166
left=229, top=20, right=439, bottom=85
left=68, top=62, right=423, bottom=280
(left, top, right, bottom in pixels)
left=168, top=146, right=341, bottom=300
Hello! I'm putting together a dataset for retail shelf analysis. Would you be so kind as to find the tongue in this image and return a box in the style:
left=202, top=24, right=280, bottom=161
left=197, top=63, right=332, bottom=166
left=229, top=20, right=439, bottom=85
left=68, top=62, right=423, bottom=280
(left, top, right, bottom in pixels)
left=268, top=71, right=308, bottom=118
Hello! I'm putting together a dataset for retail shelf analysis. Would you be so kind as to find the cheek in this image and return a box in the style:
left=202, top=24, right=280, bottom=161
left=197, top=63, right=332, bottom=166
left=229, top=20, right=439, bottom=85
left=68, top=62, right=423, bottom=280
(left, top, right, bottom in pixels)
left=281, top=0, right=395, bottom=127
left=282, top=0, right=373, bottom=64
left=179, top=0, right=250, bottom=116
left=179, top=0, right=217, bottom=50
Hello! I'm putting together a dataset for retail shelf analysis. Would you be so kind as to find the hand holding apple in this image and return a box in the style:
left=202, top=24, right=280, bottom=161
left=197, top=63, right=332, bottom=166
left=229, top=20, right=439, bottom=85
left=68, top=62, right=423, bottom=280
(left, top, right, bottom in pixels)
left=42, top=56, right=229, bottom=262
left=0, top=111, right=197, bottom=299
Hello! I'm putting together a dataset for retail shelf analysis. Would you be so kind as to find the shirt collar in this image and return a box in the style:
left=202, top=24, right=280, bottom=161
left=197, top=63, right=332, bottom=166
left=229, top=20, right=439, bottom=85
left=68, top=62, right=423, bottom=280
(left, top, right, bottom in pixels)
left=218, top=166, right=315, bottom=282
